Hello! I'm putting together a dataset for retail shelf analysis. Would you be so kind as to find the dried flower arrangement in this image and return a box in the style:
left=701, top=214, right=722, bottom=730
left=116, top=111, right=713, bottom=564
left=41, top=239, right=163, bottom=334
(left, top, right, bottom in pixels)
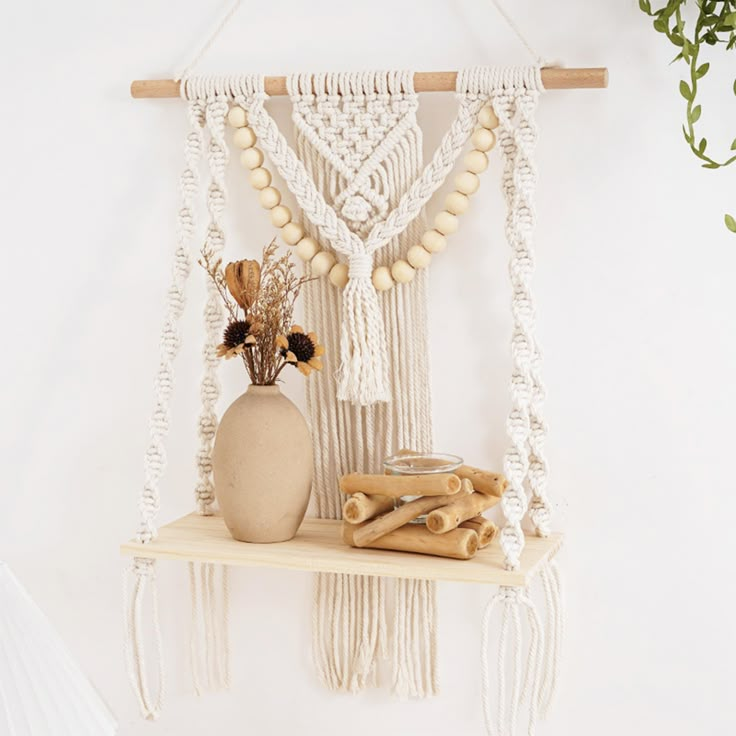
left=200, top=239, right=324, bottom=383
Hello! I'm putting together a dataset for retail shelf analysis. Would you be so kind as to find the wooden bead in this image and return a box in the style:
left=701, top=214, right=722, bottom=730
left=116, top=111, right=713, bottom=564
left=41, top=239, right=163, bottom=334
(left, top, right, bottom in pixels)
left=420, top=229, right=447, bottom=253
left=227, top=106, right=247, bottom=128
left=445, top=191, right=469, bottom=215
left=259, top=186, right=281, bottom=209
left=296, top=237, right=319, bottom=260
left=471, top=128, right=496, bottom=152
left=434, top=210, right=459, bottom=235
left=464, top=149, right=488, bottom=174
left=478, top=105, right=499, bottom=130
left=282, top=222, right=305, bottom=246
left=269, top=205, right=291, bottom=227
left=454, top=171, right=480, bottom=195
left=329, top=262, right=349, bottom=288
left=407, top=244, right=432, bottom=269
left=372, top=266, right=394, bottom=291
left=239, top=147, right=264, bottom=169
left=249, top=167, right=272, bottom=190
left=391, top=259, right=415, bottom=284
left=311, top=250, right=336, bottom=276
left=233, top=126, right=257, bottom=149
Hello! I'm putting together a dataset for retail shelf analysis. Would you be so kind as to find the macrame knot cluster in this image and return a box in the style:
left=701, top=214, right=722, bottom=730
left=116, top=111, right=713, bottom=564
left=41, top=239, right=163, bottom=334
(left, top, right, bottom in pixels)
left=347, top=251, right=373, bottom=279
left=341, top=194, right=372, bottom=223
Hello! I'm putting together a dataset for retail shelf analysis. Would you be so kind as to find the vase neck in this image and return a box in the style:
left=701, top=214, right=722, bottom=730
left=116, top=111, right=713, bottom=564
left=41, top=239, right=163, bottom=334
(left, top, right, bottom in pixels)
left=246, top=384, right=282, bottom=397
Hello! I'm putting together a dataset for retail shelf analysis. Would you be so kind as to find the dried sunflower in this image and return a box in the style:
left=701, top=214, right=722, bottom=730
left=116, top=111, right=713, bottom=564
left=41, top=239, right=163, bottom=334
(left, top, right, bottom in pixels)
left=276, top=325, right=324, bottom=376
left=217, top=319, right=259, bottom=358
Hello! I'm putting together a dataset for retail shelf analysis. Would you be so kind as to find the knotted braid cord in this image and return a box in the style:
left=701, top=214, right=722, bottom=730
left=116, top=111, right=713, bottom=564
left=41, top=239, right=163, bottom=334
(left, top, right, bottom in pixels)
left=511, top=83, right=552, bottom=539
left=187, top=78, right=231, bottom=694
left=486, top=67, right=546, bottom=570
left=125, top=96, right=206, bottom=719
left=195, top=90, right=229, bottom=515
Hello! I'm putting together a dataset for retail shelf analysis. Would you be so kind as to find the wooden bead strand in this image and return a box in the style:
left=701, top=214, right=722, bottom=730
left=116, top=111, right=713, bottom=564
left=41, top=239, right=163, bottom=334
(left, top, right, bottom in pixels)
left=226, top=102, right=499, bottom=290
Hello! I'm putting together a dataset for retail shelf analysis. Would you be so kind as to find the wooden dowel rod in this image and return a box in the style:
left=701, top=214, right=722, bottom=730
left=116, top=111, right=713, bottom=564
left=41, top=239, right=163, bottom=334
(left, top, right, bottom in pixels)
left=426, top=492, right=500, bottom=535
left=340, top=472, right=461, bottom=498
left=352, top=491, right=466, bottom=548
left=342, top=493, right=395, bottom=524
left=455, top=466, right=507, bottom=498
left=458, top=516, right=499, bottom=548
left=343, top=521, right=479, bottom=560
left=130, top=68, right=608, bottom=99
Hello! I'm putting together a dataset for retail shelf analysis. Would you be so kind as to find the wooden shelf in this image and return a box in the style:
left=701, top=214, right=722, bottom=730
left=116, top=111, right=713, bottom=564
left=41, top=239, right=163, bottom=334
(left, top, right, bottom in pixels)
left=121, top=514, right=562, bottom=587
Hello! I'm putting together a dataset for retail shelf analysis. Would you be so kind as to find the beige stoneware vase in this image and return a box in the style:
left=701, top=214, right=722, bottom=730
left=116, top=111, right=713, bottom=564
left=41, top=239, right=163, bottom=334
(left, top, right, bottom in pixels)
left=212, top=384, right=313, bottom=543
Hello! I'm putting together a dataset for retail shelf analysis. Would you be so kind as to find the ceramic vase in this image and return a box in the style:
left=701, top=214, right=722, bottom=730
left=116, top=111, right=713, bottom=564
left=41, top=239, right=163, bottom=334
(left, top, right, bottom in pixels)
left=212, top=384, right=312, bottom=543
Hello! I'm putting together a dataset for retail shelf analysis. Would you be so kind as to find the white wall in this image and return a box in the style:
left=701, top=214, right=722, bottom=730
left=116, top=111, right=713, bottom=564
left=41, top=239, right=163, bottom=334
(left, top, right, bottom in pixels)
left=2, top=1, right=735, bottom=734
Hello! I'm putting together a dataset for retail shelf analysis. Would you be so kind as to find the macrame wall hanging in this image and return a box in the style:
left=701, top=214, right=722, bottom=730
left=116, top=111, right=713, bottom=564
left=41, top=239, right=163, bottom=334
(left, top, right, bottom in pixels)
left=122, top=3, right=607, bottom=734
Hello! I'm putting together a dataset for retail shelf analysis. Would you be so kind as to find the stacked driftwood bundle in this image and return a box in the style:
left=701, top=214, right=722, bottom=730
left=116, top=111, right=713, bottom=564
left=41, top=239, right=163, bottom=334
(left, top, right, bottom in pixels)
left=340, top=466, right=507, bottom=560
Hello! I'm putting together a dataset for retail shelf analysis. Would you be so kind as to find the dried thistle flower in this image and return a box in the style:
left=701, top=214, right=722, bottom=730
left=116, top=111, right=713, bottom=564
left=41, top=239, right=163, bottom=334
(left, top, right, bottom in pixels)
left=276, top=326, right=324, bottom=376
left=225, top=260, right=261, bottom=311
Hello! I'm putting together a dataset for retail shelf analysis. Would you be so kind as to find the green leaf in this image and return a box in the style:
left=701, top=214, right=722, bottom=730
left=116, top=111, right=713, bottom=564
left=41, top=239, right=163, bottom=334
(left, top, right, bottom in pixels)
left=696, top=62, right=710, bottom=78
left=653, top=18, right=668, bottom=32
left=733, top=78, right=736, bottom=95
left=682, top=124, right=693, bottom=144
left=725, top=12, right=736, bottom=28
left=680, top=80, right=692, bottom=100
left=639, top=0, right=652, bottom=13
left=702, top=162, right=720, bottom=169
left=726, top=214, right=736, bottom=233
left=690, top=105, right=702, bottom=123
left=699, top=137, right=708, bottom=153
left=731, top=138, right=736, bottom=151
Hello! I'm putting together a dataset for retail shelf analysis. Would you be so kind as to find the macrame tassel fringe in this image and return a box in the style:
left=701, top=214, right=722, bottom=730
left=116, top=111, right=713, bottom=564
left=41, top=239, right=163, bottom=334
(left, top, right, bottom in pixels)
left=536, top=559, right=564, bottom=718
left=390, top=578, right=438, bottom=698
left=337, top=255, right=390, bottom=405
left=311, top=573, right=387, bottom=691
left=481, top=586, right=543, bottom=736
left=123, top=558, right=164, bottom=720
left=189, top=563, right=230, bottom=695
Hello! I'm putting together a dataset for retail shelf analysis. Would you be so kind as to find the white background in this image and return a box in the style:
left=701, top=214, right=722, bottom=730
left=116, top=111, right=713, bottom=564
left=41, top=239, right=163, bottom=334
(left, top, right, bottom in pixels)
left=2, top=1, right=735, bottom=734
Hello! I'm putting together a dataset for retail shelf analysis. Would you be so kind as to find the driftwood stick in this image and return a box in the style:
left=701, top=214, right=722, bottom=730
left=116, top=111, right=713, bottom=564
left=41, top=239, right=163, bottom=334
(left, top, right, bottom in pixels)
left=426, top=492, right=500, bottom=535
left=342, top=493, right=395, bottom=524
left=343, top=522, right=479, bottom=560
left=455, top=466, right=507, bottom=497
left=458, top=516, right=499, bottom=548
left=339, top=472, right=461, bottom=498
left=352, top=493, right=461, bottom=547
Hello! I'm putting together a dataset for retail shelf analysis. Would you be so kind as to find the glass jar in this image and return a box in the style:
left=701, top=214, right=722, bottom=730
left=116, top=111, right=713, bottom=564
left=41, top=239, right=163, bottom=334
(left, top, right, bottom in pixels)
left=383, top=452, right=463, bottom=522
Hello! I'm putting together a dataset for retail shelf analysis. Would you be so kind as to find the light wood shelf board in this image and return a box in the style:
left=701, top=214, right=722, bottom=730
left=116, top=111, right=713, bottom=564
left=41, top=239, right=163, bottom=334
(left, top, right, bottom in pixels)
left=121, top=514, right=562, bottom=587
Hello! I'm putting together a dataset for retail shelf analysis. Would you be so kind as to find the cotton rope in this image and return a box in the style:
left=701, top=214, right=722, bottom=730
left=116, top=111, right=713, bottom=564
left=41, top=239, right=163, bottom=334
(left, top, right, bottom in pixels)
left=287, top=70, right=437, bottom=696
left=190, top=84, right=232, bottom=694
left=481, top=586, right=543, bottom=736
left=124, top=96, right=206, bottom=719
